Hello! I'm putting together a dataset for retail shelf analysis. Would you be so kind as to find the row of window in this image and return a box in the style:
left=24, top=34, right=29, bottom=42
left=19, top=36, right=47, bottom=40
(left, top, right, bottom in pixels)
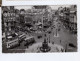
left=3, top=13, right=15, bottom=17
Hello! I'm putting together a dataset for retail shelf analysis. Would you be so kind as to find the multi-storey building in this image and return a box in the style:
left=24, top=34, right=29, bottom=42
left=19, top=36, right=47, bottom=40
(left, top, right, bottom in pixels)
left=58, top=5, right=77, bottom=34
left=2, top=6, right=16, bottom=41
left=23, top=6, right=52, bottom=32
left=32, top=6, right=52, bottom=30
left=69, top=5, right=77, bottom=33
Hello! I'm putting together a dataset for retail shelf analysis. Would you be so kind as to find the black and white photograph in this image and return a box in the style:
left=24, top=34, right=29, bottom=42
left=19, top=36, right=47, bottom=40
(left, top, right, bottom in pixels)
left=2, top=5, right=77, bottom=53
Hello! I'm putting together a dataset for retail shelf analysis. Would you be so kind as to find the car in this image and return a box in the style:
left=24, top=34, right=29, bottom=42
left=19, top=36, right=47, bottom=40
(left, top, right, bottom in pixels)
left=30, top=27, right=37, bottom=32
left=37, top=35, right=42, bottom=39
left=11, top=33, right=18, bottom=37
left=48, top=31, right=51, bottom=34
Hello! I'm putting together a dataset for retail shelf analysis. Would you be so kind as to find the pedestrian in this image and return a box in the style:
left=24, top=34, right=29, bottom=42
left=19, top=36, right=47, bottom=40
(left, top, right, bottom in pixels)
left=45, top=34, right=46, bottom=37
left=60, top=40, right=61, bottom=43
left=52, top=42, right=54, bottom=45
left=53, top=32, right=54, bottom=36
left=49, top=40, right=50, bottom=43
left=56, top=29, right=57, bottom=36
left=47, top=38, right=48, bottom=41
left=27, top=45, right=29, bottom=48
left=65, top=44, right=67, bottom=52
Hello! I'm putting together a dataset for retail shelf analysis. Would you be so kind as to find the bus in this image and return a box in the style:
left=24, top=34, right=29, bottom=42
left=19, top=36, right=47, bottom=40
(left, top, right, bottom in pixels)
left=18, top=33, right=26, bottom=43
left=6, top=35, right=20, bottom=49
left=24, top=36, right=36, bottom=46
left=6, top=33, right=20, bottom=49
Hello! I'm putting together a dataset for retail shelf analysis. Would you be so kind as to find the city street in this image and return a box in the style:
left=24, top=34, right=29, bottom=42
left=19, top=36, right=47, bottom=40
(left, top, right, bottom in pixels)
left=2, top=5, right=77, bottom=53
left=2, top=16, right=77, bottom=53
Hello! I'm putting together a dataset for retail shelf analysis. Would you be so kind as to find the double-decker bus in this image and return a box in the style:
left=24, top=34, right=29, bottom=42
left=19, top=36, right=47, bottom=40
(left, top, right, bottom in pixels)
left=6, top=33, right=20, bottom=49
left=24, top=36, right=36, bottom=46
left=18, top=33, right=26, bottom=43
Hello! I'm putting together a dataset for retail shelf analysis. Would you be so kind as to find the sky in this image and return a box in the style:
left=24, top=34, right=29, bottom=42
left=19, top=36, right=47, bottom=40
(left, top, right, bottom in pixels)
left=14, top=5, right=71, bottom=10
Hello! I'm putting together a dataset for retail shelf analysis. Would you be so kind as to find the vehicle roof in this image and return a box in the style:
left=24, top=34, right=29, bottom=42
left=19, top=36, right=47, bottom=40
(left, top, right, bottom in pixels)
left=24, top=35, right=34, bottom=40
